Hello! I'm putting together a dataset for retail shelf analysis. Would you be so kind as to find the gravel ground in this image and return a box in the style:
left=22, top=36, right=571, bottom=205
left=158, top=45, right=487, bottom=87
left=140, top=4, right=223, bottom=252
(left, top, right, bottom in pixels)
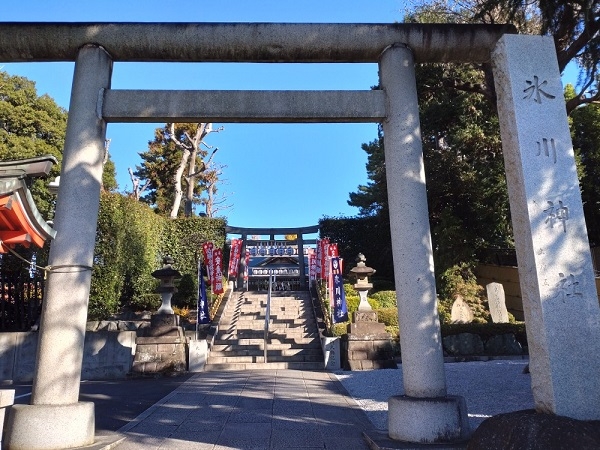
left=335, top=359, right=534, bottom=431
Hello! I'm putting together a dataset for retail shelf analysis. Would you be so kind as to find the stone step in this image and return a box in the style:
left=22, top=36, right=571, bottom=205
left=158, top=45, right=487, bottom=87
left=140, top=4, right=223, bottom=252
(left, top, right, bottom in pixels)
left=203, top=361, right=324, bottom=371
left=206, top=353, right=323, bottom=364
left=219, top=322, right=317, bottom=333
left=210, top=347, right=322, bottom=356
left=216, top=331, right=319, bottom=339
left=212, top=341, right=321, bottom=352
left=213, top=336, right=320, bottom=346
left=219, top=318, right=314, bottom=326
left=223, top=306, right=312, bottom=313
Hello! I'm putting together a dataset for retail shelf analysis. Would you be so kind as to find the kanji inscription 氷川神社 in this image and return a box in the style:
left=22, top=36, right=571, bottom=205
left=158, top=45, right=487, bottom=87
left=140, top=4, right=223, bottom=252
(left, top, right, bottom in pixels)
left=523, top=75, right=556, bottom=103
left=493, top=34, right=600, bottom=420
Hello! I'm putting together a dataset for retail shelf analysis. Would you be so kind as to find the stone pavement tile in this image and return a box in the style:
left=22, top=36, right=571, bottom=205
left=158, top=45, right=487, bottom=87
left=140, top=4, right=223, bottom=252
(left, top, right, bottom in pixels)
left=178, top=417, right=226, bottom=432
left=125, top=423, right=177, bottom=436
left=201, top=393, right=241, bottom=407
left=272, top=417, right=318, bottom=428
left=216, top=422, right=272, bottom=448
left=157, top=437, right=216, bottom=450
left=228, top=408, right=273, bottom=423
left=117, top=433, right=166, bottom=450
left=214, top=445, right=269, bottom=450
left=318, top=422, right=368, bottom=439
left=322, top=436, right=371, bottom=450
left=162, top=430, right=221, bottom=449
left=236, top=396, right=273, bottom=409
left=271, top=425, right=325, bottom=448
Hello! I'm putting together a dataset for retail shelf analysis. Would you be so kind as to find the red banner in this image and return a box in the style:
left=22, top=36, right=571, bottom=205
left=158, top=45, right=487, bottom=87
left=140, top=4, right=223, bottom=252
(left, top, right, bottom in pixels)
left=327, top=243, right=339, bottom=257
left=319, top=238, right=329, bottom=279
left=202, top=242, right=214, bottom=283
left=228, top=238, right=243, bottom=278
left=212, top=248, right=224, bottom=294
left=308, top=249, right=317, bottom=281
left=244, top=249, right=250, bottom=281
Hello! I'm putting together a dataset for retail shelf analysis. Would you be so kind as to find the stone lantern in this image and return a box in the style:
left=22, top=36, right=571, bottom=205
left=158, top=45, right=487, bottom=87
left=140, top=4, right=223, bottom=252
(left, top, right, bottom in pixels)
left=342, top=253, right=396, bottom=370
left=132, top=256, right=187, bottom=375
left=151, top=255, right=181, bottom=315
left=350, top=253, right=376, bottom=312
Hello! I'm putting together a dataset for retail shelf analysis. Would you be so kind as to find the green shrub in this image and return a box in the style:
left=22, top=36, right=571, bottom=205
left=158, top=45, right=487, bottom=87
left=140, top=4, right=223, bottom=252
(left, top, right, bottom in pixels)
left=376, top=307, right=399, bottom=327
left=439, top=262, right=490, bottom=323
left=174, top=273, right=197, bottom=307
left=88, top=193, right=226, bottom=320
left=367, top=297, right=381, bottom=310
left=437, top=298, right=453, bottom=324
left=346, top=295, right=360, bottom=314
left=344, top=283, right=358, bottom=297
left=332, top=322, right=348, bottom=337
left=129, top=293, right=161, bottom=312
left=371, top=290, right=397, bottom=308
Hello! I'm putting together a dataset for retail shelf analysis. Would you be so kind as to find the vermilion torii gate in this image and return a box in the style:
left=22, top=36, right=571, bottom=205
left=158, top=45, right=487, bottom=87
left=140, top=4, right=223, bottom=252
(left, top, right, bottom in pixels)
left=2, top=23, right=600, bottom=449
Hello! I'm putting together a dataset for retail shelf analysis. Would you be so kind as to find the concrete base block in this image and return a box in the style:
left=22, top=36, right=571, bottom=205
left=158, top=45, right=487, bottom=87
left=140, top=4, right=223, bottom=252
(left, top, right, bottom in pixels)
left=4, top=401, right=94, bottom=450
left=388, top=395, right=470, bottom=444
left=189, top=339, right=207, bottom=372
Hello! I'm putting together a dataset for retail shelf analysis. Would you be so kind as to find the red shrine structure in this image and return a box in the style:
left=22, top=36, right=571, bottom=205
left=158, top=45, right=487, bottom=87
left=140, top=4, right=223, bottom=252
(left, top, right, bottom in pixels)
left=0, top=156, right=57, bottom=253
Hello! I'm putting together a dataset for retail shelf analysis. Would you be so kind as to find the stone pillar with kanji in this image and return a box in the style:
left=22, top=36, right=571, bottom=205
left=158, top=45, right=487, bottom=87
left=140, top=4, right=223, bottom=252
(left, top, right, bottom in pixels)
left=493, top=34, right=600, bottom=420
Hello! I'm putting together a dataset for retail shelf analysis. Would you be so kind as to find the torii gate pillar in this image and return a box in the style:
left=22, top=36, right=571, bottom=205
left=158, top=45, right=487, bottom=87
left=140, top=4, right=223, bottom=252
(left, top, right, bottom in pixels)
left=5, top=45, right=112, bottom=449
left=379, top=44, right=470, bottom=443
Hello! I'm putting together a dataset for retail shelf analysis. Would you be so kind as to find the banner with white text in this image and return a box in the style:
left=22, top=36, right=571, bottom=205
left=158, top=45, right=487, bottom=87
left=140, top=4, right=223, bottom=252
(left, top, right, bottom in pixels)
left=330, top=256, right=348, bottom=323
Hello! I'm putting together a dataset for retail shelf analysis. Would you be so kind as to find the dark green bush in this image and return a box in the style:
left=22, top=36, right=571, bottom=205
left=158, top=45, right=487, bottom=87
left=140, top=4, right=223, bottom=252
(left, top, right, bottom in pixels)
left=439, top=262, right=490, bottom=323
left=173, top=273, right=197, bottom=307
left=88, top=193, right=226, bottom=319
left=346, top=295, right=360, bottom=314
left=129, top=293, right=161, bottom=312
left=371, top=290, right=397, bottom=308
left=376, top=307, right=399, bottom=327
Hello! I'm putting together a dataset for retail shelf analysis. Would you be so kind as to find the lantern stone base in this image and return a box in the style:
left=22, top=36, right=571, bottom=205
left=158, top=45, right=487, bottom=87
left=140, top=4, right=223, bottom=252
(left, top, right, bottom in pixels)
left=131, top=313, right=188, bottom=375
left=341, top=311, right=397, bottom=370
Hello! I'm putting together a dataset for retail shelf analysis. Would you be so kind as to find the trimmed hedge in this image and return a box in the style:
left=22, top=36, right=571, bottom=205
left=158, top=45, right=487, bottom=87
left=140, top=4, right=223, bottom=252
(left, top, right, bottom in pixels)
left=88, top=192, right=226, bottom=319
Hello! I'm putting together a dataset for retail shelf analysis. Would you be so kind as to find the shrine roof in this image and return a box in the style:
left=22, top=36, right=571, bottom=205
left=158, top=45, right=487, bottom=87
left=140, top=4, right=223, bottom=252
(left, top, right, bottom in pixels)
left=0, top=156, right=57, bottom=252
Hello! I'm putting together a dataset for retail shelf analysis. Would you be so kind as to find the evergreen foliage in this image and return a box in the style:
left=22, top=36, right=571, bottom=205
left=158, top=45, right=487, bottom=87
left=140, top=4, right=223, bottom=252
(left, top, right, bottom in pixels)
left=570, top=91, right=600, bottom=247
left=89, top=192, right=226, bottom=319
left=319, top=215, right=394, bottom=281
left=0, top=71, right=67, bottom=219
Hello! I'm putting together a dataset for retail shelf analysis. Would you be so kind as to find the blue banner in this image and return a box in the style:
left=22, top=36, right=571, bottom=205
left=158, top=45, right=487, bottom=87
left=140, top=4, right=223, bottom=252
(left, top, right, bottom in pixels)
left=197, top=259, right=211, bottom=325
left=331, top=257, right=348, bottom=323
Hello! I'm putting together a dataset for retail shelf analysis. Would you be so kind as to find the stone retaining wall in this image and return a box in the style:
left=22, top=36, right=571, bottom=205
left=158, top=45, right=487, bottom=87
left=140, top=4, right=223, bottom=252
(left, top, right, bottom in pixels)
left=0, top=330, right=137, bottom=382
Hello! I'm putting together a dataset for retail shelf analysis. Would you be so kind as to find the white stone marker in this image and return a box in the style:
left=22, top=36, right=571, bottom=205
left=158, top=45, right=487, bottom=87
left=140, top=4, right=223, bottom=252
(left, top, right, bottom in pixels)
left=450, top=295, right=474, bottom=323
left=380, top=44, right=470, bottom=443
left=493, top=34, right=600, bottom=420
left=486, top=282, right=509, bottom=323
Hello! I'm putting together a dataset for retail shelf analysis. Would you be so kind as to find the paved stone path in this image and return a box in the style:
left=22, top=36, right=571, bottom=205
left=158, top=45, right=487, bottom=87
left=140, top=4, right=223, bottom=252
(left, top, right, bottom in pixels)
left=115, top=370, right=373, bottom=450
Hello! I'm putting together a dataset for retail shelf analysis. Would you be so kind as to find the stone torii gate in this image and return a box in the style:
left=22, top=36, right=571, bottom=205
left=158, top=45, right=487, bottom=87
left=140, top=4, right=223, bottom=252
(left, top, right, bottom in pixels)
left=1, top=23, right=600, bottom=449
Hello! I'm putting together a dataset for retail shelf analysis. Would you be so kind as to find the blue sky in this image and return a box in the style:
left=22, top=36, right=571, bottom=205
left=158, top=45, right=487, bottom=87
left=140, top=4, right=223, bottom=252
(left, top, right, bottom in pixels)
left=1, top=1, right=581, bottom=237
left=1, top=1, right=406, bottom=233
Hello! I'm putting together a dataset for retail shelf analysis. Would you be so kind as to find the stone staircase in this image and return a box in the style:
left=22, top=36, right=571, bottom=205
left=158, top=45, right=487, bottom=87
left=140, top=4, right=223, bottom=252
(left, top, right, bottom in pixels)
left=205, top=290, right=323, bottom=371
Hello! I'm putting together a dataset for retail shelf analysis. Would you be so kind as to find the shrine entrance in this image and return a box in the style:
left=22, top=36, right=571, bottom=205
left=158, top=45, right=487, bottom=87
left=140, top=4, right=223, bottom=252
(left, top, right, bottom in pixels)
left=226, top=225, right=318, bottom=291
left=2, top=22, right=600, bottom=449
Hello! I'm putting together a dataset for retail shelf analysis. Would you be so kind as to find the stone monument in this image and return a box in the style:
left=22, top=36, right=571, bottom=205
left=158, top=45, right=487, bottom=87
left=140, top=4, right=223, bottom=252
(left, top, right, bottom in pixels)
left=132, top=256, right=187, bottom=375
left=493, top=34, right=600, bottom=420
left=341, top=254, right=396, bottom=370
left=486, top=282, right=509, bottom=323
left=450, top=295, right=474, bottom=323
